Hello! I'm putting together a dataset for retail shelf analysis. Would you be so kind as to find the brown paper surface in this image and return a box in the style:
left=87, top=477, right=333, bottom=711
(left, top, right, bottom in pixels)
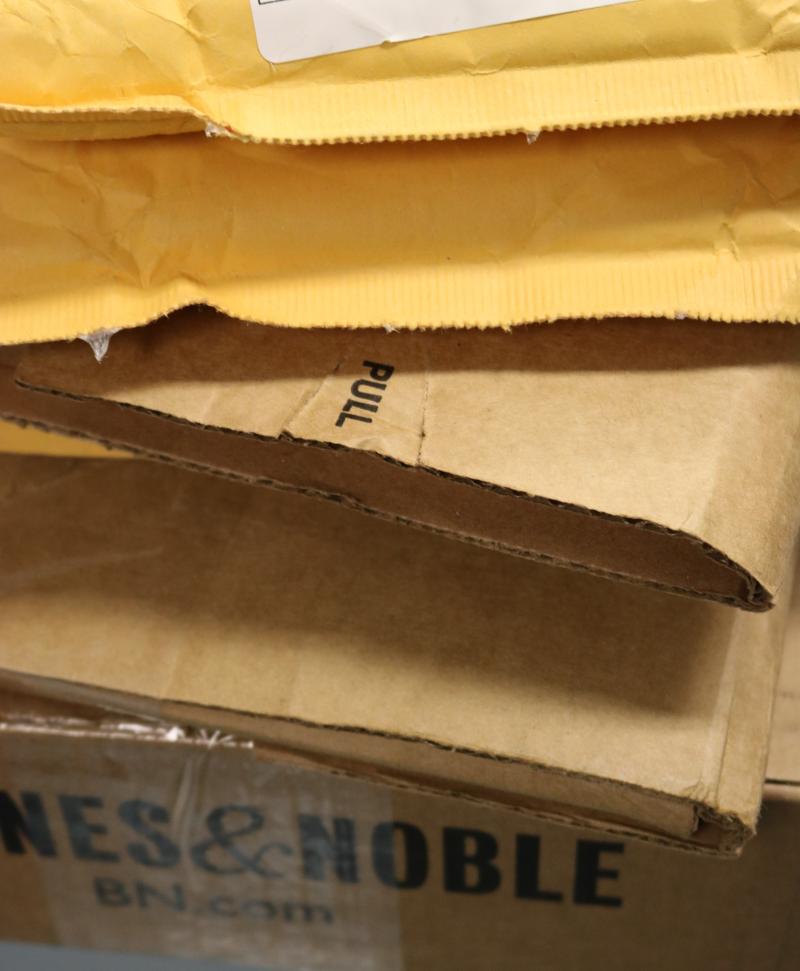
left=0, top=453, right=791, bottom=855
left=15, top=312, right=800, bottom=611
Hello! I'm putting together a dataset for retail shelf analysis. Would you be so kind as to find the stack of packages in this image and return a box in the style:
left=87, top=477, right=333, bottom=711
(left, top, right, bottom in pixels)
left=0, top=1, right=798, bottom=967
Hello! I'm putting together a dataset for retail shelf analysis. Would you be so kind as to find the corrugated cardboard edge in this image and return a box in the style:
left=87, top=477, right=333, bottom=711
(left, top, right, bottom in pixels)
left=2, top=680, right=797, bottom=848
left=0, top=47, right=798, bottom=143
left=0, top=669, right=759, bottom=858
left=8, top=379, right=772, bottom=612
left=698, top=577, right=795, bottom=852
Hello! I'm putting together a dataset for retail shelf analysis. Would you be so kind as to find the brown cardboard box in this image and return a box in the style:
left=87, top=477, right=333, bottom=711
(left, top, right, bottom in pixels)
left=0, top=453, right=791, bottom=856
left=0, top=583, right=797, bottom=970
left=10, top=311, right=800, bottom=610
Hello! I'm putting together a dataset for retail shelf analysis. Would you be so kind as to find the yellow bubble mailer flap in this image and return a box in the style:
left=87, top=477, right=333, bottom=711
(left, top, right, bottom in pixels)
left=1, top=0, right=799, bottom=143
left=0, top=420, right=114, bottom=458
left=2, top=116, right=800, bottom=345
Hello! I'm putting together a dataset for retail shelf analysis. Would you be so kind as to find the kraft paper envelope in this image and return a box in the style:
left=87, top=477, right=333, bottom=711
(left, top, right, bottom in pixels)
left=0, top=0, right=798, bottom=142
left=1, top=117, right=800, bottom=345
left=10, top=311, right=800, bottom=611
left=0, top=453, right=791, bottom=855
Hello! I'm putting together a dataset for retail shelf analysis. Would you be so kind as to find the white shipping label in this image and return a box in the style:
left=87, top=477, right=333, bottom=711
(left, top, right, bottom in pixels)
left=250, top=0, right=635, bottom=63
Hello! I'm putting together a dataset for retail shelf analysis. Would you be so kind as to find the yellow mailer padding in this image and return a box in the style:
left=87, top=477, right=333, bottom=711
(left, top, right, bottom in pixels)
left=0, top=420, right=116, bottom=458
left=1, top=117, right=798, bottom=344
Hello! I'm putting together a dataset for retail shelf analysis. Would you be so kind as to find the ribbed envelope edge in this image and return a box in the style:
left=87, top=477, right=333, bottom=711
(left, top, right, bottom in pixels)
left=0, top=48, right=797, bottom=143
left=2, top=253, right=799, bottom=346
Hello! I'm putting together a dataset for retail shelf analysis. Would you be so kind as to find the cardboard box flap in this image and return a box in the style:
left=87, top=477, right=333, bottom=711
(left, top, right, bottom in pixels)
left=0, top=453, right=790, bottom=855
left=1, top=0, right=799, bottom=143
left=14, top=312, right=800, bottom=611
left=1, top=117, right=800, bottom=346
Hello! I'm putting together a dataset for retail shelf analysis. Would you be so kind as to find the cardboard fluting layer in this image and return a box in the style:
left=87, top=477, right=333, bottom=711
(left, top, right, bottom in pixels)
left=1, top=0, right=799, bottom=143
left=0, top=453, right=791, bottom=855
left=10, top=312, right=800, bottom=610
left=0, top=353, right=117, bottom=459
left=1, top=118, right=800, bottom=344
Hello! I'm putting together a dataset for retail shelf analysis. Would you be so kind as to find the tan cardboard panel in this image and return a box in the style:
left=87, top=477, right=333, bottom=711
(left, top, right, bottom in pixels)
left=0, top=453, right=790, bottom=854
left=15, top=312, right=800, bottom=610
left=768, top=574, right=800, bottom=783
left=0, top=684, right=797, bottom=969
left=1, top=0, right=799, bottom=143
left=1, top=118, right=800, bottom=345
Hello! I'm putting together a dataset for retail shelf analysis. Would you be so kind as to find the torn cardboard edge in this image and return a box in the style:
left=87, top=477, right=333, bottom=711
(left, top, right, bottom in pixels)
left=0, top=687, right=795, bottom=828
left=5, top=375, right=774, bottom=613
left=0, top=670, right=756, bottom=858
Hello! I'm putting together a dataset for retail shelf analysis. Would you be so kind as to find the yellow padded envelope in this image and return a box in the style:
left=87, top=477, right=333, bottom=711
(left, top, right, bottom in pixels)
left=0, top=0, right=799, bottom=142
left=0, top=421, right=114, bottom=459
left=1, top=117, right=800, bottom=345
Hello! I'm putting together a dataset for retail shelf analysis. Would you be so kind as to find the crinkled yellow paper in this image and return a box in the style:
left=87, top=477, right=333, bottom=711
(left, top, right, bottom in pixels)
left=0, top=0, right=799, bottom=142
left=1, top=117, right=798, bottom=344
